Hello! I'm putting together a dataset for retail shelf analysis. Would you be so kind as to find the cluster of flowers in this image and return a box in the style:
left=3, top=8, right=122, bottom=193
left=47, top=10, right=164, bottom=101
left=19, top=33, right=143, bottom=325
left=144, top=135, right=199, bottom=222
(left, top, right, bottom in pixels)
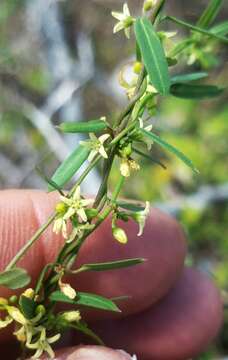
left=0, top=289, right=81, bottom=359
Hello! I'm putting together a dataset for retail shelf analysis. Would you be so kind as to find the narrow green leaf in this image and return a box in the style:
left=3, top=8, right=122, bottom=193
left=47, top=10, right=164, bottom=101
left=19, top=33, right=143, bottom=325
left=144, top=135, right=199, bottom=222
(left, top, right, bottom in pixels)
left=166, top=15, right=228, bottom=44
left=133, top=147, right=167, bottom=169
left=116, top=201, right=146, bottom=212
left=210, top=21, right=228, bottom=36
left=197, top=0, right=223, bottom=29
left=19, top=296, right=36, bottom=319
left=0, top=268, right=31, bottom=290
left=50, top=291, right=121, bottom=312
left=70, top=322, right=104, bottom=345
left=78, top=258, right=145, bottom=272
left=171, top=72, right=208, bottom=84
left=134, top=17, right=170, bottom=95
left=140, top=129, right=198, bottom=173
left=58, top=120, right=108, bottom=134
left=171, top=83, right=224, bottom=99
left=49, top=145, right=90, bottom=191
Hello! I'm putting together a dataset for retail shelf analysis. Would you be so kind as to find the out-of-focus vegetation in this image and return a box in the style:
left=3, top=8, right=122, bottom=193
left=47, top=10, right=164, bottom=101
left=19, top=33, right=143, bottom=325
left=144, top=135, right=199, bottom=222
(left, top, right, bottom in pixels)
left=0, top=0, right=227, bottom=358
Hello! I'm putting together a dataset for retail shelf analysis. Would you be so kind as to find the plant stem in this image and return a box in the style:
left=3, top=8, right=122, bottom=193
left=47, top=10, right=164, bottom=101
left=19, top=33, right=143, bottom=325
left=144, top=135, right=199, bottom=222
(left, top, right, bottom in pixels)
left=6, top=214, right=56, bottom=270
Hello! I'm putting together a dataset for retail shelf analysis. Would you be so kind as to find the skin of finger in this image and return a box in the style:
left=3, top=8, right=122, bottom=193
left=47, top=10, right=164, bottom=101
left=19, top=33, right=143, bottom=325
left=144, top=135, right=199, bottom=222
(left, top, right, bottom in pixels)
left=0, top=189, right=186, bottom=338
left=93, top=268, right=223, bottom=360
left=38, top=346, right=133, bottom=360
left=0, top=189, right=186, bottom=307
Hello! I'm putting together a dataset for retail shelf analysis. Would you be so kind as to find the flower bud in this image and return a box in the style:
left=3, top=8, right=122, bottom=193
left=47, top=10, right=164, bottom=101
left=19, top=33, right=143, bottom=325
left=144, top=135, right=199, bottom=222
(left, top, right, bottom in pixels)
left=120, top=143, right=132, bottom=158
left=22, top=288, right=35, bottom=299
left=0, top=297, right=8, bottom=306
left=9, top=295, right=18, bottom=304
left=35, top=305, right=46, bottom=316
left=59, top=281, right=76, bottom=300
left=112, top=226, right=128, bottom=244
left=85, top=208, right=99, bottom=220
left=143, top=0, right=156, bottom=12
left=60, top=310, right=81, bottom=323
left=133, top=61, right=143, bottom=74
left=55, top=202, right=67, bottom=214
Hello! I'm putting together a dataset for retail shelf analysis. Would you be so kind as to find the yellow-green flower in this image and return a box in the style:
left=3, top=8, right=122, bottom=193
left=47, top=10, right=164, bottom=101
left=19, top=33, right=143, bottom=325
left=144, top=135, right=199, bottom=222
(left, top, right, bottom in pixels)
left=60, top=186, right=93, bottom=223
left=26, top=327, right=60, bottom=359
left=80, top=133, right=110, bottom=162
left=112, top=3, right=135, bottom=39
left=120, top=158, right=140, bottom=178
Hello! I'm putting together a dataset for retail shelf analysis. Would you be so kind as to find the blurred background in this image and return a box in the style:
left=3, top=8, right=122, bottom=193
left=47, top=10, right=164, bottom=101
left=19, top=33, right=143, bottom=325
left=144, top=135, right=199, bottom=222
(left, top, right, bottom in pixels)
left=0, top=0, right=227, bottom=358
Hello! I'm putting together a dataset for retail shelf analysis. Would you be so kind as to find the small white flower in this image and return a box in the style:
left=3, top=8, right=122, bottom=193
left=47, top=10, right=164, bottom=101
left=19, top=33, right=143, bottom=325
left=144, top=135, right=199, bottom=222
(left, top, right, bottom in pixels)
left=6, top=306, right=44, bottom=344
left=60, top=186, right=93, bottom=223
left=132, top=201, right=150, bottom=236
left=53, top=216, right=68, bottom=239
left=80, top=133, right=110, bottom=162
left=59, top=279, right=76, bottom=300
left=120, top=158, right=140, bottom=178
left=26, top=327, right=60, bottom=359
left=112, top=3, right=135, bottom=39
left=66, top=223, right=93, bottom=243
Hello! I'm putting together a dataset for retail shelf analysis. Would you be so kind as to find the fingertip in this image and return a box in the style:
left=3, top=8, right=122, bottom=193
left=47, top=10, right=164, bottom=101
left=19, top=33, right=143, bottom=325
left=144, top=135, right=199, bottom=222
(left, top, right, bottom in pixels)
left=33, top=346, right=133, bottom=360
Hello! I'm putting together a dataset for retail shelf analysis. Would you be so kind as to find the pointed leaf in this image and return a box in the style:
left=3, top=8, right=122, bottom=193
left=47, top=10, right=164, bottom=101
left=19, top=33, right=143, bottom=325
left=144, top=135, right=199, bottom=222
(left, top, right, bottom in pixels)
left=78, top=258, right=145, bottom=272
left=197, top=0, right=223, bottom=29
left=171, top=72, right=208, bottom=84
left=58, top=119, right=108, bottom=134
left=50, top=291, right=121, bottom=312
left=116, top=201, right=146, bottom=212
left=133, top=147, right=167, bottom=169
left=140, top=129, right=198, bottom=173
left=171, top=83, right=224, bottom=99
left=19, top=296, right=36, bottom=319
left=166, top=16, right=228, bottom=44
left=71, top=321, right=104, bottom=345
left=134, top=17, right=170, bottom=95
left=0, top=268, right=31, bottom=290
left=49, top=145, right=90, bottom=191
left=210, top=21, right=228, bottom=36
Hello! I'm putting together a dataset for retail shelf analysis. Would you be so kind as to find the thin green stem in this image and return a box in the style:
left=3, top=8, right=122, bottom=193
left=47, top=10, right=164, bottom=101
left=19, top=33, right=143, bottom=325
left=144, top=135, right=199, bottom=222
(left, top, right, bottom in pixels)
left=6, top=214, right=55, bottom=270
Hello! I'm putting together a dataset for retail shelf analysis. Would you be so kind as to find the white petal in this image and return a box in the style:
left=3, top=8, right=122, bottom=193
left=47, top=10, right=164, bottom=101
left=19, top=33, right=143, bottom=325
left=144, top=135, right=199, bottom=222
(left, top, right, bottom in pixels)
left=89, top=133, right=97, bottom=141
left=99, top=133, right=110, bottom=144
left=124, top=27, right=131, bottom=39
left=60, top=196, right=72, bottom=206
left=63, top=207, right=75, bottom=220
left=73, top=186, right=81, bottom=200
left=145, top=125, right=153, bottom=132
left=81, top=198, right=94, bottom=206
left=48, top=333, right=61, bottom=344
left=111, top=11, right=125, bottom=21
left=77, top=208, right=88, bottom=222
left=113, top=22, right=125, bottom=33
left=99, top=146, right=108, bottom=159
left=123, top=3, right=130, bottom=16
left=45, top=344, right=55, bottom=359
left=62, top=220, right=68, bottom=239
